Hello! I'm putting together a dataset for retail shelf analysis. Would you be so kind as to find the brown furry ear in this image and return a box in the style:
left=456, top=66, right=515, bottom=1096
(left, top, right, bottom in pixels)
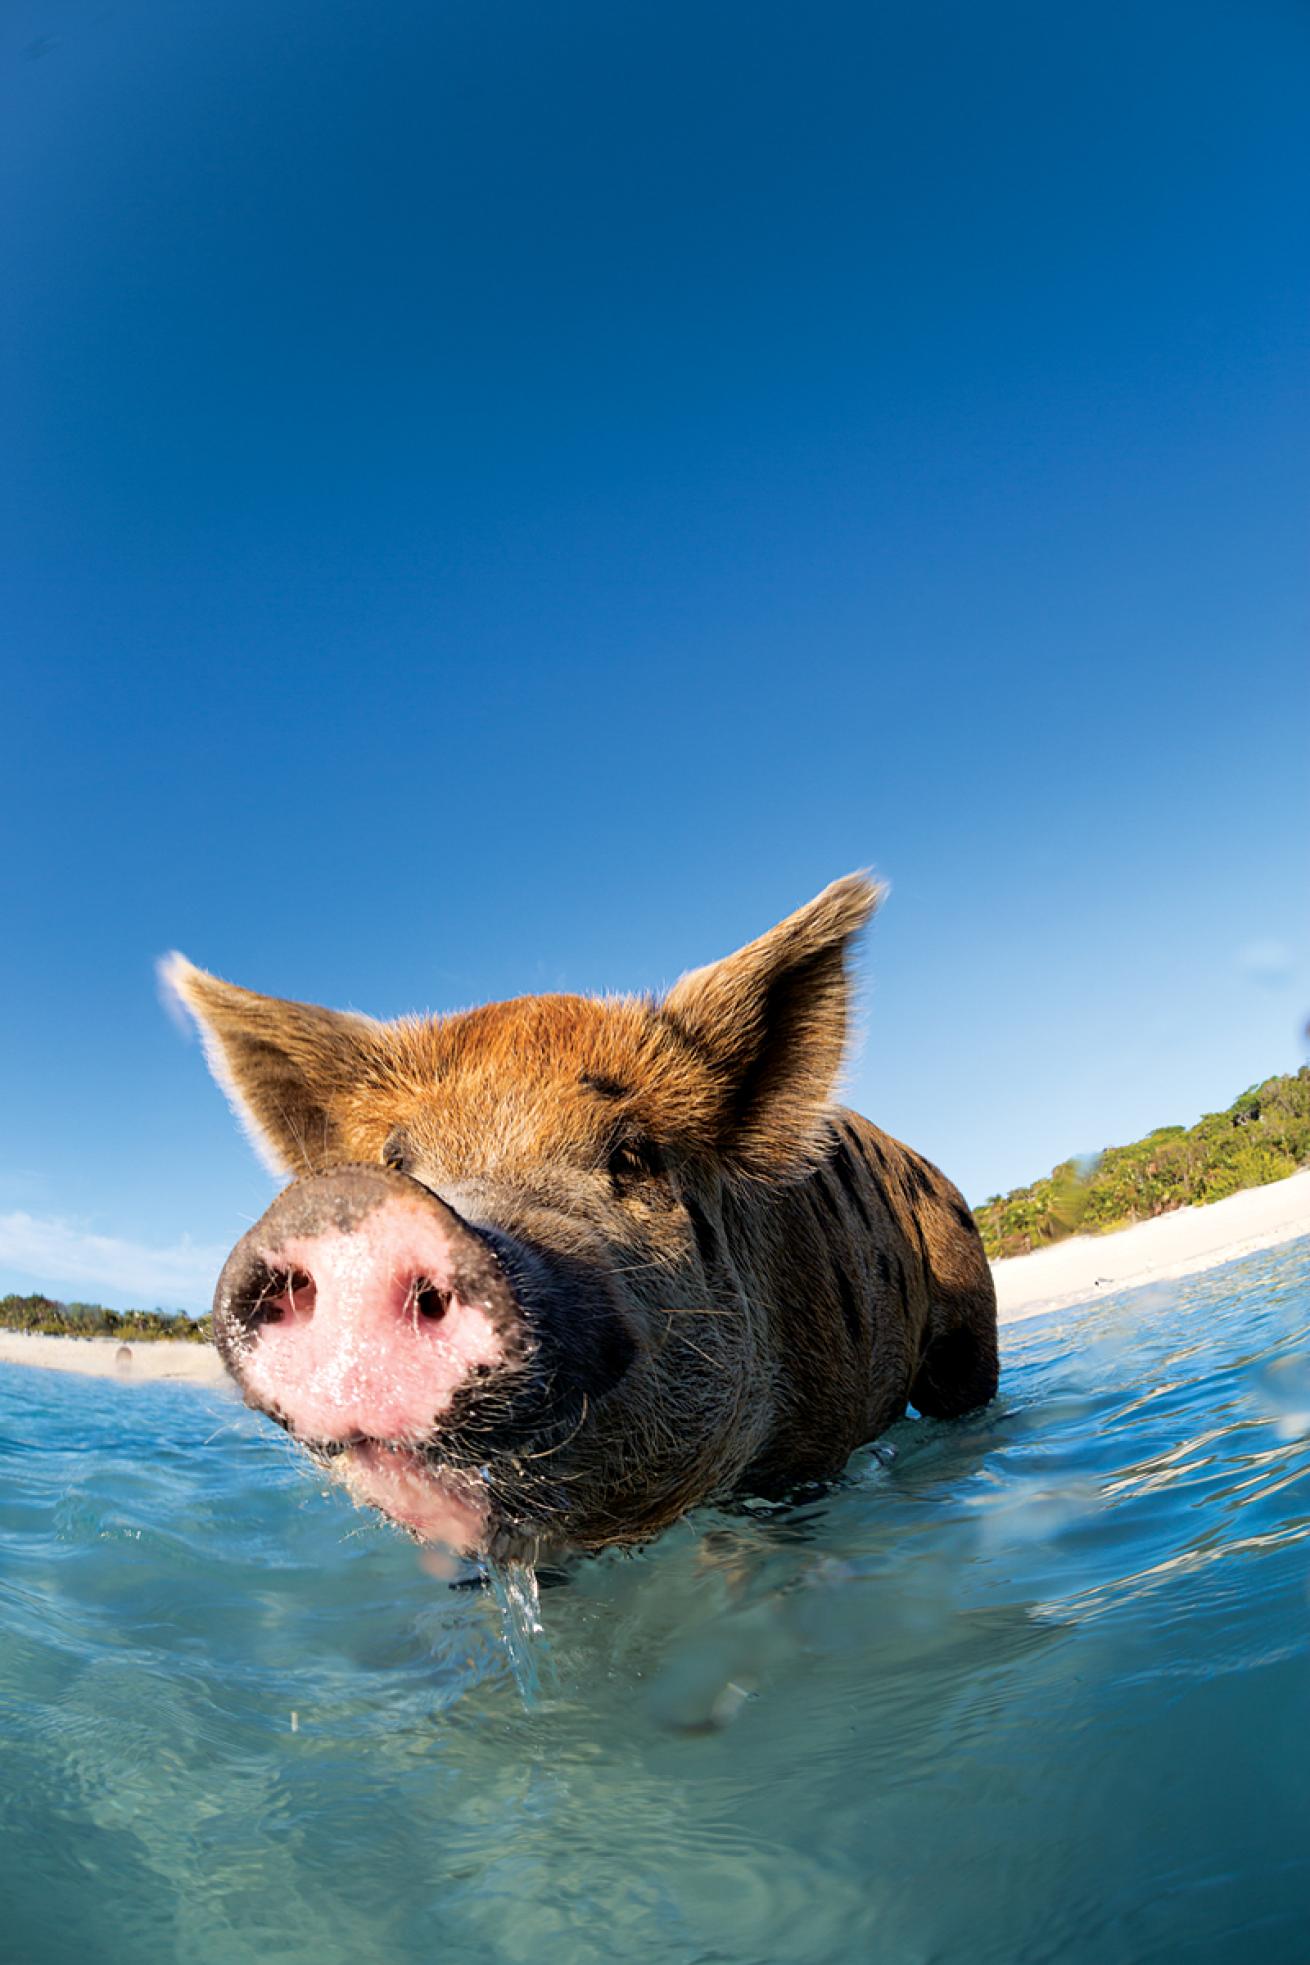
left=161, top=955, right=384, bottom=1176
left=661, top=874, right=883, bottom=1177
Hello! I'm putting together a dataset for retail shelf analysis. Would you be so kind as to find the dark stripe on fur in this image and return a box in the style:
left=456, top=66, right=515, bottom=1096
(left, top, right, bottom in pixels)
left=870, top=1135, right=933, bottom=1293
left=684, top=1194, right=722, bottom=1279
left=813, top=1164, right=848, bottom=1232
left=904, top=1153, right=936, bottom=1200
left=834, top=1264, right=864, bottom=1349
left=803, top=1182, right=862, bottom=1349
left=847, top=1125, right=896, bottom=1219
left=829, top=1132, right=875, bottom=1231
left=910, top=1210, right=933, bottom=1295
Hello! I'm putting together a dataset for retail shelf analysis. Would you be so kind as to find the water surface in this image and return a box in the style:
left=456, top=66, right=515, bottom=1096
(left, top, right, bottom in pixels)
left=2, top=1239, right=1308, bottom=1963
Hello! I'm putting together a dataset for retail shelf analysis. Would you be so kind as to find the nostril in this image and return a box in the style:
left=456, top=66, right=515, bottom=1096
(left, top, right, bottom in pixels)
left=241, top=1264, right=315, bottom=1330
left=408, top=1277, right=451, bottom=1324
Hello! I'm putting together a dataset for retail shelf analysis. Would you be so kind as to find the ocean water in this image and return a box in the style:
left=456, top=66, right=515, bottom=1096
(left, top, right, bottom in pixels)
left=2, top=1240, right=1308, bottom=1965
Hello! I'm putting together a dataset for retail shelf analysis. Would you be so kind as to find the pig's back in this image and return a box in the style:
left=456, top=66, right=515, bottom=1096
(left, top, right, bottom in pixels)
left=729, top=1109, right=998, bottom=1488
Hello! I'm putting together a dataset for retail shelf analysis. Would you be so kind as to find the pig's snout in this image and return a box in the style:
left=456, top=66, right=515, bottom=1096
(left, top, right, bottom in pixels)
left=212, top=1167, right=523, bottom=1446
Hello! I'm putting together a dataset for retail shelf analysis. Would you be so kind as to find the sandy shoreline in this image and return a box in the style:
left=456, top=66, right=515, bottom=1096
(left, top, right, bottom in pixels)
left=990, top=1167, right=1310, bottom=1322
left=0, top=1329, right=233, bottom=1387
left=2, top=1171, right=1307, bottom=1384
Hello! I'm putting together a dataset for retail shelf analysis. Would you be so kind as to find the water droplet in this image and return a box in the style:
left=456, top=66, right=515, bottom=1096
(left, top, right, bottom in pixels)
left=482, top=1557, right=551, bottom=1706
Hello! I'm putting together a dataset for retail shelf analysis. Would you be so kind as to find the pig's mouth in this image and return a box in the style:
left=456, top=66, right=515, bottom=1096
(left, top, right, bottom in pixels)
left=296, top=1377, right=592, bottom=1562
left=326, top=1440, right=492, bottom=1552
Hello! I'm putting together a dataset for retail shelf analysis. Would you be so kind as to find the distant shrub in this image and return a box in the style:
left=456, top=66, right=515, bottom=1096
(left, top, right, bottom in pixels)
left=0, top=1294, right=211, bottom=1342
left=973, top=1066, right=1310, bottom=1259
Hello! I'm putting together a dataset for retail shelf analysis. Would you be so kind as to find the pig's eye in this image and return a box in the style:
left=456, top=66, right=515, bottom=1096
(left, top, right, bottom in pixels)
left=382, top=1129, right=411, bottom=1175
left=608, top=1134, right=665, bottom=1191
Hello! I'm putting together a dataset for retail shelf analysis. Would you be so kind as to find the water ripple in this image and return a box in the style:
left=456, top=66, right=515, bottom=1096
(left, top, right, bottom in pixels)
left=1, top=1237, right=1308, bottom=1963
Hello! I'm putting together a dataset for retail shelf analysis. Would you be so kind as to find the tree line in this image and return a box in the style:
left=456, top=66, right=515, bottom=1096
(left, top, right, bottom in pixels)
left=973, top=1066, right=1310, bottom=1260
left=0, top=1295, right=213, bottom=1343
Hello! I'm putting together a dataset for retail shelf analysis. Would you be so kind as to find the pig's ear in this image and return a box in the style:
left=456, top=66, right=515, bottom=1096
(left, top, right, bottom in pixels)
left=160, top=955, right=382, bottom=1176
left=661, top=874, right=883, bottom=1178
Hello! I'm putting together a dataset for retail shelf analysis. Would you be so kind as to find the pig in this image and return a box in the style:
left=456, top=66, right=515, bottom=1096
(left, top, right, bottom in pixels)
left=165, top=876, right=997, bottom=1561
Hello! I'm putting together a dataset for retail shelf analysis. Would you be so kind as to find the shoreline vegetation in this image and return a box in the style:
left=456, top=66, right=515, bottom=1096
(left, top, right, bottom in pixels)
left=0, top=1294, right=212, bottom=1343
left=972, top=1068, right=1310, bottom=1260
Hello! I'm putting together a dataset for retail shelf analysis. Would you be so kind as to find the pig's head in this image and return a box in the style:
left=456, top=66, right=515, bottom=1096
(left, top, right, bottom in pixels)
left=165, top=875, right=880, bottom=1560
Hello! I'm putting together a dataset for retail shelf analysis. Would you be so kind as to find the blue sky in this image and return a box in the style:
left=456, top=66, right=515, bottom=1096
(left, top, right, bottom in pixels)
left=3, top=0, right=1307, bottom=1310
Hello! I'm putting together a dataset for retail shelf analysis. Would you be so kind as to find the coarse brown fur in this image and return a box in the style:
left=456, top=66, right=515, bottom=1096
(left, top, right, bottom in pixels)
left=165, top=875, right=997, bottom=1553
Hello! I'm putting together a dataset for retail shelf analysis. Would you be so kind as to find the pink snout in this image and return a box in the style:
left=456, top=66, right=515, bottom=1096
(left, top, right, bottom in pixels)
left=212, top=1167, right=520, bottom=1446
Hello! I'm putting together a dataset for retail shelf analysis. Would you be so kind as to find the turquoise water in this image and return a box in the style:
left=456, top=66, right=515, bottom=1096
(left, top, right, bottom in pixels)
left=2, top=1240, right=1308, bottom=1964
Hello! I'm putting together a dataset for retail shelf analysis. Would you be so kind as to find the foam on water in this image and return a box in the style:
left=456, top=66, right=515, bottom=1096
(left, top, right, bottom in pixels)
left=2, top=1237, right=1309, bottom=1964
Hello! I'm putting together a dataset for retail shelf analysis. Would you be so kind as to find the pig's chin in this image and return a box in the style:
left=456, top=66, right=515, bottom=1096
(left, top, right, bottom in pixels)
left=335, top=1442, right=491, bottom=1554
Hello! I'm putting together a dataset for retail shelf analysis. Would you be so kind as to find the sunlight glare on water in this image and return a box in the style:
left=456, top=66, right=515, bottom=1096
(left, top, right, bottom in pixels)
left=1, top=1237, right=1308, bottom=1964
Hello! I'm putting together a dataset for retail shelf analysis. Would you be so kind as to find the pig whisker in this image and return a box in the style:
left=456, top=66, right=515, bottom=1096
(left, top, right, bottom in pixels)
left=516, top=1395, right=590, bottom=1462
left=672, top=1332, right=731, bottom=1372
left=656, top=1303, right=736, bottom=1318
left=607, top=1253, right=683, bottom=1277
left=200, top=1419, right=256, bottom=1448
left=520, top=1461, right=590, bottom=1488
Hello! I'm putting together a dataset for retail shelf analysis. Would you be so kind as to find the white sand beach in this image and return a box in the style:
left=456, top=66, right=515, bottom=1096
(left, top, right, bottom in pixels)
left=1, top=1170, right=1307, bottom=1384
left=991, top=1168, right=1310, bottom=1322
left=0, top=1329, right=233, bottom=1386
